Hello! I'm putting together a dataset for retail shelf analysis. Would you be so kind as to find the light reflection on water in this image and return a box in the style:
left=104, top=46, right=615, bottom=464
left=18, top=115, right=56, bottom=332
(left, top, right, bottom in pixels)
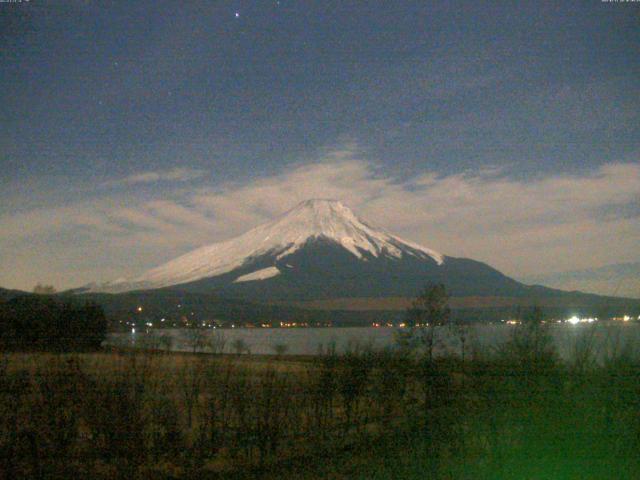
left=107, top=323, right=640, bottom=360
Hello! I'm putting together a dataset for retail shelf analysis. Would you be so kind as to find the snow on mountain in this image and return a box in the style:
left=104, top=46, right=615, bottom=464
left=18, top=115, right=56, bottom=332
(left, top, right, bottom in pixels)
left=233, top=266, right=281, bottom=283
left=88, top=199, right=443, bottom=293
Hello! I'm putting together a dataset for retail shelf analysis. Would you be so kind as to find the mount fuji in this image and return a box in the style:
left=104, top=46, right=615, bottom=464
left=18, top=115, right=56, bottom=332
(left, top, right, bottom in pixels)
left=85, top=199, right=556, bottom=302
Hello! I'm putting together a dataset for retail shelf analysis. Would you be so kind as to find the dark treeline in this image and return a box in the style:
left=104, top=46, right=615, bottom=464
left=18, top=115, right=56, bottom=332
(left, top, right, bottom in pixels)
left=0, top=296, right=107, bottom=351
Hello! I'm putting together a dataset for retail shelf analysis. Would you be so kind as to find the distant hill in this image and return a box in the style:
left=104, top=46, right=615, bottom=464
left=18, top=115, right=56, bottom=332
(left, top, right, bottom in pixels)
left=65, top=289, right=382, bottom=327
left=79, top=286, right=639, bottom=327
left=520, top=262, right=640, bottom=298
left=0, top=287, right=30, bottom=302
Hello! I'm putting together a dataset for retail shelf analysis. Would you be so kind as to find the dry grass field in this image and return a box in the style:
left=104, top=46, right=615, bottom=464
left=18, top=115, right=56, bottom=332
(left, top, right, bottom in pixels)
left=1, top=324, right=639, bottom=479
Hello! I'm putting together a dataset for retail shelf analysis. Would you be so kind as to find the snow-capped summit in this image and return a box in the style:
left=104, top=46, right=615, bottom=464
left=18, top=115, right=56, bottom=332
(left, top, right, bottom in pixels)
left=88, top=199, right=443, bottom=293
left=241, top=198, right=443, bottom=263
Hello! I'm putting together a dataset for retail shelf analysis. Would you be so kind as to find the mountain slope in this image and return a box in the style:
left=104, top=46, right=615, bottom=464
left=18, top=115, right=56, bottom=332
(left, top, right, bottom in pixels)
left=84, top=199, right=638, bottom=307
left=171, top=238, right=537, bottom=301
left=87, top=199, right=444, bottom=294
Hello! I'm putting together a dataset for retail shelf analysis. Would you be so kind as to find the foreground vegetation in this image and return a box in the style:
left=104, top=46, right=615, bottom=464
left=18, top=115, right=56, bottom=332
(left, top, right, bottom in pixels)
left=0, top=318, right=639, bottom=479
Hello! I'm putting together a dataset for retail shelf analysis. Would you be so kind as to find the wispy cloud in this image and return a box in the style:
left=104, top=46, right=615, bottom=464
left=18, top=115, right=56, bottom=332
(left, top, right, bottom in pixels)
left=1, top=146, right=638, bottom=290
left=106, top=167, right=206, bottom=187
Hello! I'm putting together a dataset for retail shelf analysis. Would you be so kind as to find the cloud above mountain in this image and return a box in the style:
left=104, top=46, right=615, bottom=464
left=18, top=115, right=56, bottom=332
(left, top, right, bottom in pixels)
left=105, top=168, right=206, bottom=186
left=0, top=146, right=638, bottom=291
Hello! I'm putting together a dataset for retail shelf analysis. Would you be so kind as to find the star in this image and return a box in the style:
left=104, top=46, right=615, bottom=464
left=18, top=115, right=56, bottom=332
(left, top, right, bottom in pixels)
left=235, top=12, right=240, bottom=18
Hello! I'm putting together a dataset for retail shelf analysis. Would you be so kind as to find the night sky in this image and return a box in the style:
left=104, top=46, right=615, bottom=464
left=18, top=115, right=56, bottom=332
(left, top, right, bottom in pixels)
left=1, top=1, right=639, bottom=293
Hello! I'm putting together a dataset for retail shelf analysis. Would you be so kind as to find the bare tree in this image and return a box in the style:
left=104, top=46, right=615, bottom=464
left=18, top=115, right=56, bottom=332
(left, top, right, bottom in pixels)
left=337, top=348, right=372, bottom=434
left=397, top=283, right=451, bottom=361
left=450, top=317, right=470, bottom=363
left=178, top=359, right=206, bottom=429
left=231, top=338, right=250, bottom=355
left=33, top=284, right=56, bottom=294
left=200, top=361, right=236, bottom=455
left=271, top=343, right=288, bottom=357
left=159, top=333, right=174, bottom=352
left=308, top=346, right=338, bottom=441
left=182, top=326, right=208, bottom=354
left=499, top=306, right=557, bottom=376
left=254, top=368, right=293, bottom=464
left=571, top=323, right=599, bottom=374
left=140, top=331, right=162, bottom=351
left=208, top=329, right=227, bottom=354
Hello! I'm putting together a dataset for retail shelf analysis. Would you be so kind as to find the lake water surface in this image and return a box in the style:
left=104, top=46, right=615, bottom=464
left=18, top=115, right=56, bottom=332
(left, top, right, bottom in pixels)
left=107, top=323, right=640, bottom=360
